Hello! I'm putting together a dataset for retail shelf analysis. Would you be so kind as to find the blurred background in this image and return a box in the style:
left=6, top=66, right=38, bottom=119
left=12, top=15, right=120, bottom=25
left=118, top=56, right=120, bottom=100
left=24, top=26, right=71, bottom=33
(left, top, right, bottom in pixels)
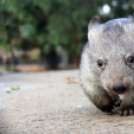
left=0, top=0, right=134, bottom=72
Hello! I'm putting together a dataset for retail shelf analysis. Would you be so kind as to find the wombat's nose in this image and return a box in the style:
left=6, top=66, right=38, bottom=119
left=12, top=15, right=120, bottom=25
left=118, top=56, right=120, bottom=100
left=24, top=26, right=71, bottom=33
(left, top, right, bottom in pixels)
left=113, top=81, right=126, bottom=93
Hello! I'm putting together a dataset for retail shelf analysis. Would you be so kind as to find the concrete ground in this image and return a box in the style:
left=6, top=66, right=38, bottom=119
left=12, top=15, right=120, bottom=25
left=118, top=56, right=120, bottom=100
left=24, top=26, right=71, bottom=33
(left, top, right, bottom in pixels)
left=0, top=70, right=134, bottom=134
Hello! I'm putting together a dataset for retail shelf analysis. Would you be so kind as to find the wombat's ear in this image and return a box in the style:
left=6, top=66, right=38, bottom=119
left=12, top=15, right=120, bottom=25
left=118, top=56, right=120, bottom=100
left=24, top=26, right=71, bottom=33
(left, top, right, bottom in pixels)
left=131, top=13, right=134, bottom=22
left=88, top=16, right=100, bottom=31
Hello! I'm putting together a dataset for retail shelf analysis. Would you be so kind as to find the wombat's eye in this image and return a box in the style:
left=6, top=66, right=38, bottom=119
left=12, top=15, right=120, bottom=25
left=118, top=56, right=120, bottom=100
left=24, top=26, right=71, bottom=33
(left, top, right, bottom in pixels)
left=127, top=56, right=134, bottom=65
left=97, top=60, right=105, bottom=69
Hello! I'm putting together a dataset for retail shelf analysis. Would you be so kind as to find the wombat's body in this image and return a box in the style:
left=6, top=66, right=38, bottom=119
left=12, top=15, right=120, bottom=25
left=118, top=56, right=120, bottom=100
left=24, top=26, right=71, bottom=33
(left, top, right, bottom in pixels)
left=80, top=15, right=134, bottom=116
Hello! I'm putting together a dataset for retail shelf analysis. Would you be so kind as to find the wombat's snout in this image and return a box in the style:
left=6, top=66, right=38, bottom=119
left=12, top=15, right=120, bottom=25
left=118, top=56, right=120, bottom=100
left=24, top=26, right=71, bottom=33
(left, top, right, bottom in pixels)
left=107, top=77, right=130, bottom=94
left=113, top=81, right=126, bottom=93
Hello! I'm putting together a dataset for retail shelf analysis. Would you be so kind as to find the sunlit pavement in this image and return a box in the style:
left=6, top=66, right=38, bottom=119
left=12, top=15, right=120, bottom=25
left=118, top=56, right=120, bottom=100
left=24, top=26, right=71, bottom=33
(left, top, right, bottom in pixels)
left=0, top=70, right=134, bottom=134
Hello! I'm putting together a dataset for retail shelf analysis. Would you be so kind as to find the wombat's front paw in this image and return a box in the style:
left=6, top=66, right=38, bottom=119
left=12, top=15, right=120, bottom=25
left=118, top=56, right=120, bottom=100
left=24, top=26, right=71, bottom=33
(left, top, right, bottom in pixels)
left=99, top=99, right=114, bottom=113
left=118, top=108, right=134, bottom=116
left=100, top=104, right=114, bottom=113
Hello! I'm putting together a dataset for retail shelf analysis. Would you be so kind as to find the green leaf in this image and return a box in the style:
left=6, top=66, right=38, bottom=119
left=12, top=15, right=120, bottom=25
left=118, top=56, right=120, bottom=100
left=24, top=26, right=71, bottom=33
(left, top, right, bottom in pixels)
left=21, top=24, right=36, bottom=38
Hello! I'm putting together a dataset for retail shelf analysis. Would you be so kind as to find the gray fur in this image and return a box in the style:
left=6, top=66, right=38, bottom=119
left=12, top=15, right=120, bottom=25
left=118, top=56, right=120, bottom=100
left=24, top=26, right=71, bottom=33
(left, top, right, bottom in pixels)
left=80, top=15, right=134, bottom=115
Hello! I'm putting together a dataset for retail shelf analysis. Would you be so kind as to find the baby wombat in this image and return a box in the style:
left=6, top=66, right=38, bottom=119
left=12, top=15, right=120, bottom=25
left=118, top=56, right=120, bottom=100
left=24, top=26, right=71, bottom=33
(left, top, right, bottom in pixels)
left=80, top=14, right=134, bottom=116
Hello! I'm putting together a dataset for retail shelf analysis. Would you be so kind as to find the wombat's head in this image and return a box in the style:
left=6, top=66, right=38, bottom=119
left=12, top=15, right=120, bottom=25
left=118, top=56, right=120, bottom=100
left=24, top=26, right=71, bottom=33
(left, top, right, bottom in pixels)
left=88, top=14, right=134, bottom=95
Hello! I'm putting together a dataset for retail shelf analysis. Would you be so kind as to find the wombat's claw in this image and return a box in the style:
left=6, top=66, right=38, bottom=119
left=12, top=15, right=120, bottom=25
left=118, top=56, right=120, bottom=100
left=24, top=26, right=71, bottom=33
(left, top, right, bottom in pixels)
left=118, top=108, right=134, bottom=116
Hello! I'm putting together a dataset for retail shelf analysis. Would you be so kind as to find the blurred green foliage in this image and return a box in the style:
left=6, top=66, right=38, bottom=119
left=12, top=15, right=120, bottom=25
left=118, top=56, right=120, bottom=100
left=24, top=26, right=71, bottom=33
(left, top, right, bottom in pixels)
left=0, top=0, right=134, bottom=58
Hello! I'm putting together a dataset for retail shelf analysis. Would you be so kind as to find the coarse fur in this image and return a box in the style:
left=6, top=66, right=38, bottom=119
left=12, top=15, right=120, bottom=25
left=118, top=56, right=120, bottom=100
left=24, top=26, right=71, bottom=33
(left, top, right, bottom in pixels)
left=80, top=14, right=134, bottom=116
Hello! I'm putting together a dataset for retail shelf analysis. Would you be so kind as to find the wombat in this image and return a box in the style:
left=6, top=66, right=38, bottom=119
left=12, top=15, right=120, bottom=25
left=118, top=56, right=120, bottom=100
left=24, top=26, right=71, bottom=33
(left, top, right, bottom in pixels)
left=80, top=14, right=134, bottom=116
